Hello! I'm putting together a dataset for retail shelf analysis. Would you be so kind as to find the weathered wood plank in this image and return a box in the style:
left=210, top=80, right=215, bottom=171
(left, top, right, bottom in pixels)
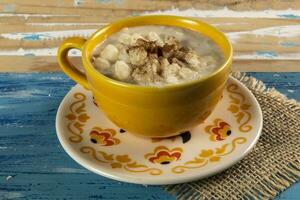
left=1, top=18, right=299, bottom=34
left=0, top=73, right=299, bottom=200
left=0, top=22, right=300, bottom=71
left=0, top=73, right=174, bottom=199
left=0, top=1, right=300, bottom=72
left=1, top=13, right=299, bottom=26
left=0, top=9, right=299, bottom=72
left=1, top=0, right=299, bottom=199
left=0, top=172, right=175, bottom=200
left=0, top=0, right=299, bottom=11
left=0, top=56, right=299, bottom=72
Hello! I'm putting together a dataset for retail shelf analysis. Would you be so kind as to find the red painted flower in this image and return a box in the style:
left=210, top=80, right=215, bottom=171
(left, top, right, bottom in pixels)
left=205, top=119, right=231, bottom=141
left=89, top=127, right=120, bottom=146
left=145, top=146, right=182, bottom=165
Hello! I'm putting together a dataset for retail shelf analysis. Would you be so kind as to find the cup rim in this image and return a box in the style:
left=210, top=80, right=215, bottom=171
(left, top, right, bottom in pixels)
left=82, top=15, right=233, bottom=90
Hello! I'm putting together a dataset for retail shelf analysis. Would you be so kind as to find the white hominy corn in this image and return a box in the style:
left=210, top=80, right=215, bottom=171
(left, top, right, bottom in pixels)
left=114, top=60, right=131, bottom=81
left=185, top=52, right=201, bottom=70
left=91, top=26, right=222, bottom=86
left=200, top=55, right=217, bottom=67
left=128, top=47, right=147, bottom=66
left=165, top=75, right=179, bottom=84
left=148, top=32, right=164, bottom=46
left=130, top=33, right=144, bottom=46
left=163, top=63, right=180, bottom=78
left=159, top=58, right=170, bottom=71
left=174, top=31, right=184, bottom=41
left=118, top=33, right=131, bottom=45
left=165, top=36, right=177, bottom=45
left=118, top=47, right=130, bottom=63
left=93, top=57, right=110, bottom=71
left=150, top=59, right=160, bottom=73
left=148, top=32, right=160, bottom=41
left=100, top=44, right=119, bottom=62
left=179, top=67, right=195, bottom=79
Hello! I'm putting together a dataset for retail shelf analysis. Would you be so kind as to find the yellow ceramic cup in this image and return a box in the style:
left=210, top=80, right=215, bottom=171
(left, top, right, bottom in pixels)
left=57, top=15, right=232, bottom=138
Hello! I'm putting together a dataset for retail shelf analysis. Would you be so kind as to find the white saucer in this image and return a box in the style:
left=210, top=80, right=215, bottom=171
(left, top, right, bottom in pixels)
left=56, top=76, right=263, bottom=185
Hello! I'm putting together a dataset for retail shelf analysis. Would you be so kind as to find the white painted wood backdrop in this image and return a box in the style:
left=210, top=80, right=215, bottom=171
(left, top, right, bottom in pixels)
left=0, top=1, right=299, bottom=72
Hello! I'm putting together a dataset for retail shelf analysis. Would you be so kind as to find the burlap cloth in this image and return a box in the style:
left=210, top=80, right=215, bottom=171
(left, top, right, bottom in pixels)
left=164, top=72, right=300, bottom=200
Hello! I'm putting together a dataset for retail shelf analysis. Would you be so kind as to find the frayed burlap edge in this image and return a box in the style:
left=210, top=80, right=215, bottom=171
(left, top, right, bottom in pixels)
left=232, top=72, right=300, bottom=111
left=163, top=72, right=300, bottom=200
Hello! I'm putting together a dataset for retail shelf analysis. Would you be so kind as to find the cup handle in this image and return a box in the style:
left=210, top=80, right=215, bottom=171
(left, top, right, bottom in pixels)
left=57, top=37, right=90, bottom=90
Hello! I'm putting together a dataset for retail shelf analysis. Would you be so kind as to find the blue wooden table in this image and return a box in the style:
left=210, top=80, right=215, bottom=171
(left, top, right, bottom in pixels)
left=0, top=72, right=299, bottom=199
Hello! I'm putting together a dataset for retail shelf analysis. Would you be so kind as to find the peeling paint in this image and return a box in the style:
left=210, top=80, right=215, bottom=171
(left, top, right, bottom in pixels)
left=277, top=14, right=300, bottom=19
left=21, top=33, right=49, bottom=40
left=0, top=13, right=79, bottom=20
left=3, top=25, right=299, bottom=44
left=144, top=8, right=300, bottom=19
left=74, top=0, right=83, bottom=7
left=3, top=4, right=16, bottom=13
left=96, top=0, right=123, bottom=4
left=53, top=167, right=88, bottom=173
left=234, top=52, right=300, bottom=60
left=1, top=29, right=96, bottom=40
left=279, top=41, right=299, bottom=47
left=26, top=22, right=108, bottom=26
left=0, top=47, right=82, bottom=57
left=24, top=53, right=36, bottom=56
left=0, top=192, right=24, bottom=199
left=227, top=25, right=300, bottom=42
left=255, top=51, right=278, bottom=59
left=0, top=48, right=58, bottom=56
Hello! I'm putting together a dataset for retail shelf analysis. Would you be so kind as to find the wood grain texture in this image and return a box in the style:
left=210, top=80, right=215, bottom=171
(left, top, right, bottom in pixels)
left=0, top=0, right=299, bottom=11
left=0, top=1, right=300, bottom=72
left=1, top=56, right=300, bottom=72
left=1, top=1, right=299, bottom=198
left=0, top=72, right=299, bottom=199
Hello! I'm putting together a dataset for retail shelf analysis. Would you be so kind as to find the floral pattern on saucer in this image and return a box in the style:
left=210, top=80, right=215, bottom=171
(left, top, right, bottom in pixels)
left=56, top=76, right=262, bottom=185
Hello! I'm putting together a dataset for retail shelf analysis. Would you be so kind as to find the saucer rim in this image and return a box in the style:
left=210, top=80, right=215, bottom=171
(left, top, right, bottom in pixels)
left=55, top=76, right=263, bottom=185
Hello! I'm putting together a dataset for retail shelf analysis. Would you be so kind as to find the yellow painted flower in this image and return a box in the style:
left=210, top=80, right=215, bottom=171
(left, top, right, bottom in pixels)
left=199, top=149, right=214, bottom=157
left=65, top=113, right=89, bottom=123
left=111, top=162, right=122, bottom=168
left=145, top=146, right=183, bottom=165
left=116, top=155, right=131, bottom=163
left=199, top=149, right=220, bottom=162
